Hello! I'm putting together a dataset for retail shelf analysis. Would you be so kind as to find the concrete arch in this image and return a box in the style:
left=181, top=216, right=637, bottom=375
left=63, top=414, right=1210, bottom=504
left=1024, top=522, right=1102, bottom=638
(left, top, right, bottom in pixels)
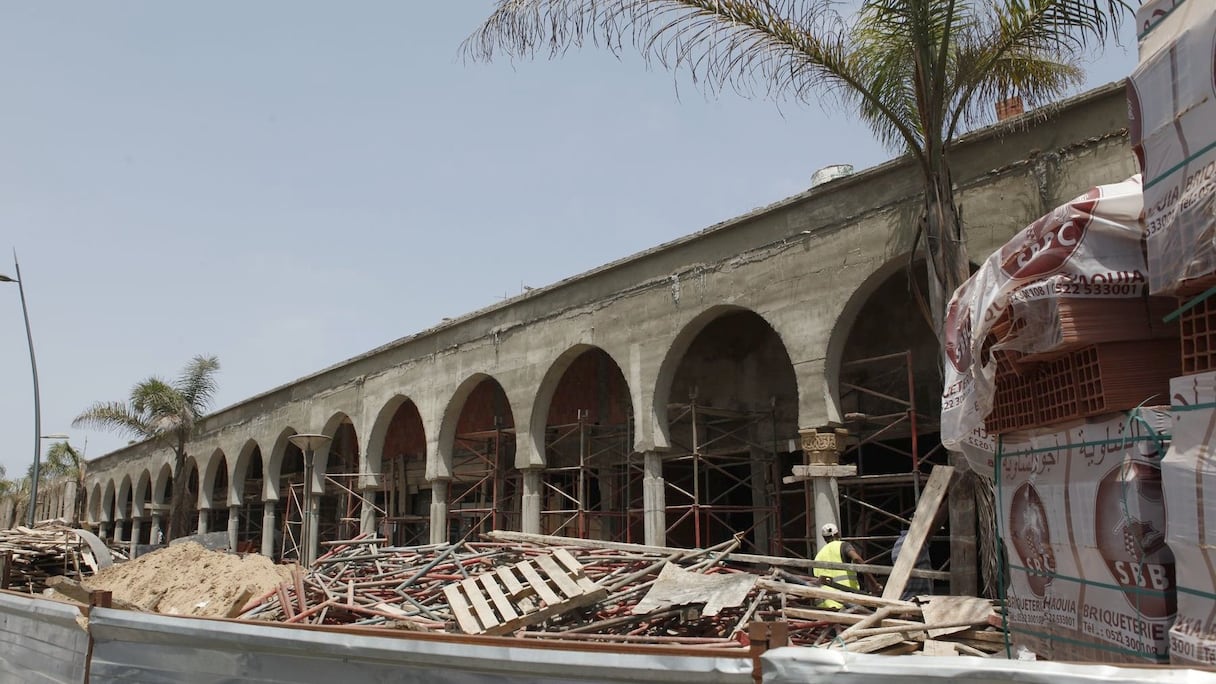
left=133, top=470, right=152, bottom=519
left=527, top=344, right=634, bottom=471
left=366, top=396, right=426, bottom=487
left=263, top=427, right=302, bottom=501
left=116, top=475, right=133, bottom=521
left=433, top=373, right=514, bottom=480
left=152, top=462, right=174, bottom=505
left=651, top=304, right=794, bottom=448
left=320, top=411, right=360, bottom=479
left=200, top=448, right=227, bottom=510
left=88, top=482, right=103, bottom=524
left=230, top=438, right=263, bottom=503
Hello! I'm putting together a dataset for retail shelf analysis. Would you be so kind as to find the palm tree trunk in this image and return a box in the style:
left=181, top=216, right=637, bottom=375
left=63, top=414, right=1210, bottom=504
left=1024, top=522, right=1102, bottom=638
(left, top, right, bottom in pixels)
left=168, top=448, right=193, bottom=540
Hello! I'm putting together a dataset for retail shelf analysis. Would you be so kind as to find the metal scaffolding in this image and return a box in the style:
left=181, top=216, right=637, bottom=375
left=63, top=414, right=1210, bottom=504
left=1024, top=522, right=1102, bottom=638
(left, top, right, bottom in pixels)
left=447, top=425, right=519, bottom=542
left=540, top=410, right=638, bottom=543
left=662, top=401, right=780, bottom=556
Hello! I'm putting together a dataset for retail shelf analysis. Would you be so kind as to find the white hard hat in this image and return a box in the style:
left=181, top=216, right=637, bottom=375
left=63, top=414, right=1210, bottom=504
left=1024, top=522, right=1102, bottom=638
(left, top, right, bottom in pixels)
left=821, top=523, right=839, bottom=537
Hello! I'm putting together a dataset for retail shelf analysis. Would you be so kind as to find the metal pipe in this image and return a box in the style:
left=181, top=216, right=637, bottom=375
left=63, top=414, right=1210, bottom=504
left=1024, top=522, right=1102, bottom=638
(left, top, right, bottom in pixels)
left=1, top=255, right=42, bottom=527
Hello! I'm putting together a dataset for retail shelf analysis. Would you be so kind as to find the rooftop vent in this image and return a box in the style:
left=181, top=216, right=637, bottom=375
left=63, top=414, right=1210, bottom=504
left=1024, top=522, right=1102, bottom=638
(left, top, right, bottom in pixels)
left=810, top=164, right=855, bottom=188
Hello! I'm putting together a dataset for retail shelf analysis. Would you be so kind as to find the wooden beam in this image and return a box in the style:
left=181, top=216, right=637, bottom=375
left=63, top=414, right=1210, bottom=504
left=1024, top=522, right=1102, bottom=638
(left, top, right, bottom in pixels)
left=882, top=465, right=955, bottom=601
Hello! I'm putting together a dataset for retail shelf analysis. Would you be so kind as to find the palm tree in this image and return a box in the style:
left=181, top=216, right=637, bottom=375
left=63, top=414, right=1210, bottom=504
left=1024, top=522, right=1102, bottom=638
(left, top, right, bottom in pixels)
left=39, top=441, right=86, bottom=523
left=73, top=355, right=220, bottom=541
left=465, top=0, right=1127, bottom=339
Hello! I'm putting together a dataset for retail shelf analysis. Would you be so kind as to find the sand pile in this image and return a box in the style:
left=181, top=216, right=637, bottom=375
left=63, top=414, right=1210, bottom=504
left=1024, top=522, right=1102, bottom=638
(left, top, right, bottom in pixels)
left=83, top=542, right=294, bottom=618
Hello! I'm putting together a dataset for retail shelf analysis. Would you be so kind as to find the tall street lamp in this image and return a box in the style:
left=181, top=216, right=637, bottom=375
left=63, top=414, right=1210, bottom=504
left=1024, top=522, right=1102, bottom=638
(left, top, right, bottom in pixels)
left=287, top=433, right=331, bottom=566
left=0, top=253, right=44, bottom=528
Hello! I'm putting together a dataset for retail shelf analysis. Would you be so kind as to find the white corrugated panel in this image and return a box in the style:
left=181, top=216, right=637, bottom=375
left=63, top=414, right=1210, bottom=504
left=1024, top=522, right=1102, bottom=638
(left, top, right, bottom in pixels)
left=88, top=608, right=753, bottom=683
left=761, top=647, right=1216, bottom=683
left=0, top=592, right=88, bottom=684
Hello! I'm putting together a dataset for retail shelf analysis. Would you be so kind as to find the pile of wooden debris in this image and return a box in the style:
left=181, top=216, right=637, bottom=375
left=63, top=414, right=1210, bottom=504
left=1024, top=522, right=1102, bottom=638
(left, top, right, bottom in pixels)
left=0, top=524, right=121, bottom=593
left=238, top=531, right=1006, bottom=655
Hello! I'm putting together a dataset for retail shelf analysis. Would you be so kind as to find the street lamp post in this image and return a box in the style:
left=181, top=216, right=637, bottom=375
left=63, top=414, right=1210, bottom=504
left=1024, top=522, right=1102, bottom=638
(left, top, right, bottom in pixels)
left=0, top=253, right=44, bottom=528
left=286, top=433, right=331, bottom=566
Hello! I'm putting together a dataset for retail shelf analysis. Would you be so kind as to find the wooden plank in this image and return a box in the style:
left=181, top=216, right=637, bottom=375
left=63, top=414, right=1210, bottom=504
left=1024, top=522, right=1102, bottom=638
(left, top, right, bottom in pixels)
left=516, top=560, right=563, bottom=605
left=479, top=574, right=518, bottom=623
left=442, top=583, right=482, bottom=634
left=496, top=566, right=528, bottom=598
left=882, top=465, right=955, bottom=601
left=757, top=579, right=920, bottom=611
left=920, top=596, right=993, bottom=638
left=461, top=577, right=499, bottom=630
left=947, top=628, right=1006, bottom=644
left=552, top=548, right=600, bottom=592
left=535, top=554, right=584, bottom=599
left=835, top=633, right=908, bottom=654
left=922, top=640, right=959, bottom=656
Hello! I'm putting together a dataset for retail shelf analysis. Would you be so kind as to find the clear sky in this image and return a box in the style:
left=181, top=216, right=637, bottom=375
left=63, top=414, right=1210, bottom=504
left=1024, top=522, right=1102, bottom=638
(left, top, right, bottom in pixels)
left=0, top=3, right=1139, bottom=479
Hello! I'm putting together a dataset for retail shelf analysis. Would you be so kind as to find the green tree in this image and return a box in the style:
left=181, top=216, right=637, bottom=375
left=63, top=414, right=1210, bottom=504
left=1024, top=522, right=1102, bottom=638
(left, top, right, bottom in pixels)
left=73, top=355, right=220, bottom=540
left=465, top=0, right=1127, bottom=337
left=39, top=441, right=86, bottom=523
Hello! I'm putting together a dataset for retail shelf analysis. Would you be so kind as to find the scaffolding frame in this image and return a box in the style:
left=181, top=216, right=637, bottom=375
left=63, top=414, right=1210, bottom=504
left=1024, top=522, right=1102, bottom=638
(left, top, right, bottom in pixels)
left=831, top=350, right=950, bottom=569
left=380, top=453, right=430, bottom=547
left=540, top=410, right=638, bottom=543
left=660, top=400, right=781, bottom=556
left=447, top=425, right=519, bottom=542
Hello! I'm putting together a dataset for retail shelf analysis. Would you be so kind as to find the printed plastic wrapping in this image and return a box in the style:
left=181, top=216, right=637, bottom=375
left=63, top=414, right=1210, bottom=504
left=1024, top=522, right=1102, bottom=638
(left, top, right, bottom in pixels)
left=941, top=177, right=1148, bottom=472
left=1130, top=0, right=1216, bottom=294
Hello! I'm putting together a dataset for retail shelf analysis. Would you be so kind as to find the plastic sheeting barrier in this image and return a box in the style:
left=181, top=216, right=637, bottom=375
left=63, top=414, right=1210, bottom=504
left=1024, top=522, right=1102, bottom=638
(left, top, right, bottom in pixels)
left=87, top=608, right=753, bottom=684
left=760, top=647, right=1216, bottom=683
left=0, top=591, right=88, bottom=684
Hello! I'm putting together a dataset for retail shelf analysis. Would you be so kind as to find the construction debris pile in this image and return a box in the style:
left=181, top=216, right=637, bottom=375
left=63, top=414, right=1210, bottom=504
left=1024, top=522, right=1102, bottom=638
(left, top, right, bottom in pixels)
left=237, top=531, right=1004, bottom=656
left=0, top=524, right=124, bottom=593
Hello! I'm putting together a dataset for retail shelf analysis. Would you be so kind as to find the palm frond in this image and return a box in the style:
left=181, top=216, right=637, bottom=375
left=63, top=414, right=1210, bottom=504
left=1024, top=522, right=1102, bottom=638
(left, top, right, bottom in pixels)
left=41, top=441, right=83, bottom=480
left=465, top=0, right=929, bottom=161
left=177, top=354, right=220, bottom=414
left=73, top=401, right=155, bottom=439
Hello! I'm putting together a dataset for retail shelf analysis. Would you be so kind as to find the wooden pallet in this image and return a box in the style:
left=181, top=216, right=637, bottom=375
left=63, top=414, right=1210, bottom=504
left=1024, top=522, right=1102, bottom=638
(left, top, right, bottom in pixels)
left=442, top=548, right=607, bottom=635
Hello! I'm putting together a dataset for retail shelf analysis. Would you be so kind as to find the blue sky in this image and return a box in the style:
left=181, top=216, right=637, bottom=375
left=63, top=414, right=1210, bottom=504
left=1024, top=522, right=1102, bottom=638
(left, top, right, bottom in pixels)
left=0, top=3, right=1139, bottom=479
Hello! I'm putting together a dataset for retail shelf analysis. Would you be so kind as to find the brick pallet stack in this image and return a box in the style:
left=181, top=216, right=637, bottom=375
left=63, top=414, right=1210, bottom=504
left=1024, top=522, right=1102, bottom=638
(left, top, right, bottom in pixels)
left=1131, top=0, right=1216, bottom=668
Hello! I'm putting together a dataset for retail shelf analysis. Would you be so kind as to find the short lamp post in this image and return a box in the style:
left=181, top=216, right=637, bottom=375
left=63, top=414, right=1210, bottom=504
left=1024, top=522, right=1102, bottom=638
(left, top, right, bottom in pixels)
left=0, top=254, right=45, bottom=528
left=287, top=433, right=331, bottom=566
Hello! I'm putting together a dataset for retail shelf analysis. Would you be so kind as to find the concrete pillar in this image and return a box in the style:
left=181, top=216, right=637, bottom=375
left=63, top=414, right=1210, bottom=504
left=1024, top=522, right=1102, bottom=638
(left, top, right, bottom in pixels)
left=750, top=447, right=773, bottom=553
left=359, top=488, right=377, bottom=537
left=521, top=469, right=541, bottom=535
left=261, top=501, right=277, bottom=558
left=429, top=480, right=449, bottom=545
left=227, top=505, right=239, bottom=552
left=812, top=478, right=840, bottom=554
left=305, top=493, right=320, bottom=566
left=112, top=518, right=126, bottom=545
left=197, top=509, right=209, bottom=535
left=149, top=515, right=163, bottom=546
left=129, top=518, right=142, bottom=558
left=643, top=451, right=666, bottom=547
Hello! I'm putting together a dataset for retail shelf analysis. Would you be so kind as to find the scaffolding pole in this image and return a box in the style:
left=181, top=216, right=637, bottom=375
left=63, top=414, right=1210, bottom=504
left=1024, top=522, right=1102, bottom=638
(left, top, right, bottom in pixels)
left=540, top=410, right=637, bottom=543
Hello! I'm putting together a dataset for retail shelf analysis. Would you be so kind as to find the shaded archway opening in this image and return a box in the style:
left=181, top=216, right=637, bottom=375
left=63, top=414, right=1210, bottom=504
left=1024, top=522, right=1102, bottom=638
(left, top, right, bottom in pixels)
left=665, top=309, right=799, bottom=556
left=379, top=400, right=428, bottom=546
left=134, top=473, right=153, bottom=545
left=119, top=482, right=134, bottom=542
left=319, top=419, right=361, bottom=544
left=183, top=461, right=200, bottom=534
left=833, top=260, right=952, bottom=572
left=235, top=445, right=264, bottom=553
left=449, top=377, right=517, bottom=541
left=277, top=439, right=305, bottom=561
left=207, top=454, right=230, bottom=534
left=540, top=348, right=637, bottom=542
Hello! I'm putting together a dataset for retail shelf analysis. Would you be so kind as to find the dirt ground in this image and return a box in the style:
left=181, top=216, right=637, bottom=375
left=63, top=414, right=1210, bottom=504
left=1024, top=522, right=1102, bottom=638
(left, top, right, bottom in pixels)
left=82, top=542, right=295, bottom=618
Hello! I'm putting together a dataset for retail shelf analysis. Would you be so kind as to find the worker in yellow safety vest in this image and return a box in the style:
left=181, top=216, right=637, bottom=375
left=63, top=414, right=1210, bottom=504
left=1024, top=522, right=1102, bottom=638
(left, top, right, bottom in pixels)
left=813, top=523, right=882, bottom=609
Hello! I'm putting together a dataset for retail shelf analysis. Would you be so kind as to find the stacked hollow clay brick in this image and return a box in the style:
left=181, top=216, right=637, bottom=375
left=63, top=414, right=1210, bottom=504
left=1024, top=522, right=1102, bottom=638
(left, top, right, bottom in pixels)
left=983, top=299, right=1180, bottom=435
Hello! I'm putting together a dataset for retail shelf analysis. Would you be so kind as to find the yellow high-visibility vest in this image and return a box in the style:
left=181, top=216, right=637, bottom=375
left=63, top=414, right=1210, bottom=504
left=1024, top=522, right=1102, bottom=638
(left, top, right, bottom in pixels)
left=814, top=540, right=859, bottom=609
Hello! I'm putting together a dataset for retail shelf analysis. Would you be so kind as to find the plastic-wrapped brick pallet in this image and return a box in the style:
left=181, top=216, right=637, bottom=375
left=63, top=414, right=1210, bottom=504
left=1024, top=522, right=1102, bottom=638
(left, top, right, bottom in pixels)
left=997, top=408, right=1177, bottom=663
left=1162, top=371, right=1216, bottom=665
left=1130, top=0, right=1216, bottom=294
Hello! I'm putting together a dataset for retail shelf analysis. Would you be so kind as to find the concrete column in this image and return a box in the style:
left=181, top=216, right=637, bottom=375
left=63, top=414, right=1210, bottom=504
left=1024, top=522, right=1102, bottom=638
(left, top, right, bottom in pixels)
left=112, top=519, right=127, bottom=546
left=521, top=469, right=541, bottom=535
left=750, top=447, right=773, bottom=553
left=149, top=515, right=163, bottom=546
left=429, top=480, right=449, bottom=545
left=812, top=478, right=840, bottom=554
left=261, top=501, right=277, bottom=558
left=305, top=493, right=320, bottom=566
left=227, top=505, right=239, bottom=552
left=197, top=509, right=209, bottom=535
left=643, top=451, right=666, bottom=547
left=359, top=488, right=377, bottom=537
left=129, top=518, right=142, bottom=558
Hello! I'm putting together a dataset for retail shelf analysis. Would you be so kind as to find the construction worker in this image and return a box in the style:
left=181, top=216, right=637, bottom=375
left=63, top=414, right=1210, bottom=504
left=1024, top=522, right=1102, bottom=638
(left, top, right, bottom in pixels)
left=813, top=522, right=882, bottom=609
